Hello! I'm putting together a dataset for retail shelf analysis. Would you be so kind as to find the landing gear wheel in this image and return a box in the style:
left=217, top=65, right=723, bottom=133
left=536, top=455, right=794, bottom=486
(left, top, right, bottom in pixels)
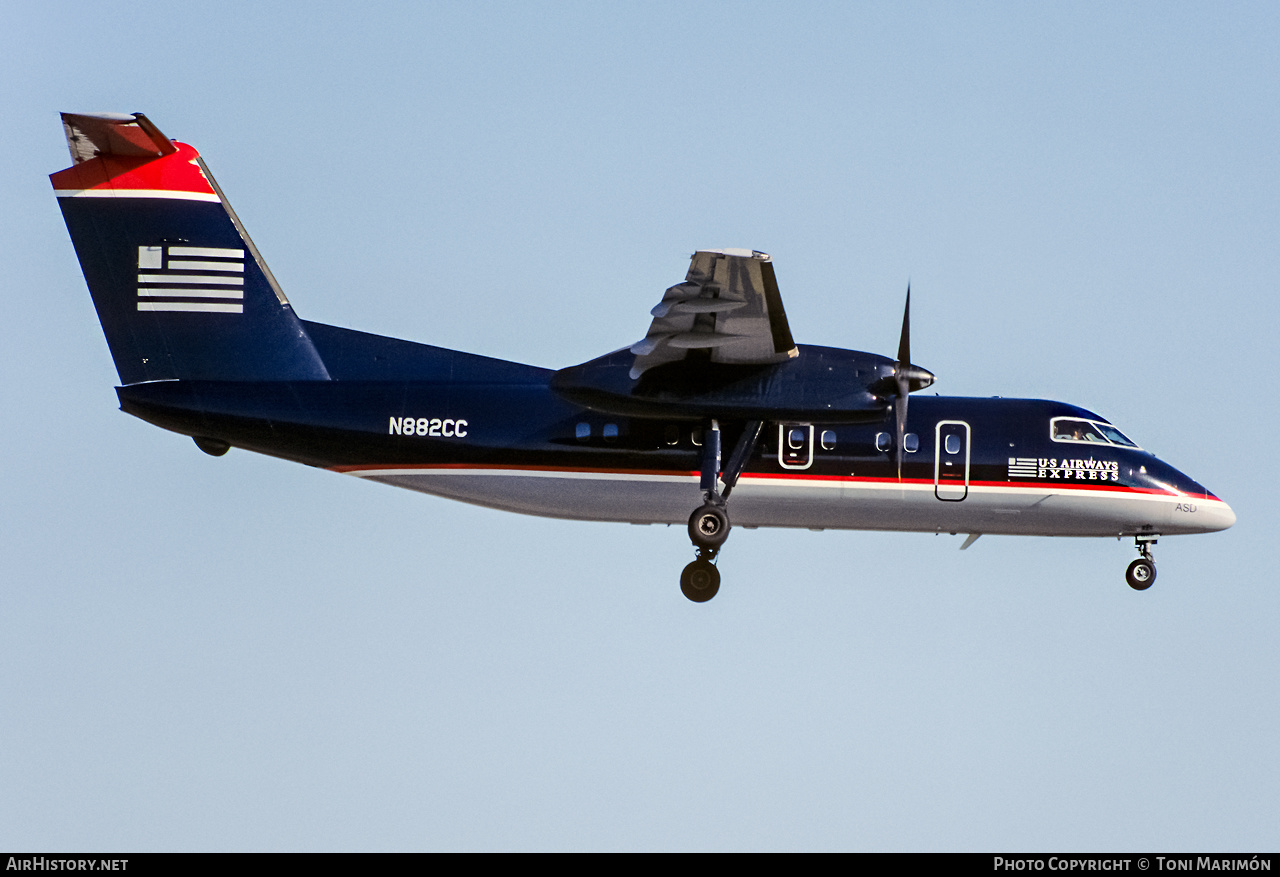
left=1126, top=558, right=1156, bottom=590
left=680, top=558, right=721, bottom=602
left=688, top=503, right=730, bottom=549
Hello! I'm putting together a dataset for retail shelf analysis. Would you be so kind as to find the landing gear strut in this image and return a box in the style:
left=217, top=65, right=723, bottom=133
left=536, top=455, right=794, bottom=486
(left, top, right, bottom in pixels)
left=679, top=420, right=763, bottom=602
left=1126, top=535, right=1158, bottom=590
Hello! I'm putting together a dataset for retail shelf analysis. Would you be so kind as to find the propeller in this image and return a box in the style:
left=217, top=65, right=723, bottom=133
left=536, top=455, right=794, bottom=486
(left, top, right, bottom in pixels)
left=890, top=285, right=935, bottom=480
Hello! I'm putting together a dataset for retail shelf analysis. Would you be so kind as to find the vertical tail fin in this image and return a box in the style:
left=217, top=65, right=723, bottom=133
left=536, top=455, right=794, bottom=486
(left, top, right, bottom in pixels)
left=51, top=112, right=330, bottom=384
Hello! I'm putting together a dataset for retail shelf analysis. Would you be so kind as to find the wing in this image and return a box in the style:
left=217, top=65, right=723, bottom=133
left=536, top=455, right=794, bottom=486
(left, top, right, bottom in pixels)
left=629, top=249, right=798, bottom=379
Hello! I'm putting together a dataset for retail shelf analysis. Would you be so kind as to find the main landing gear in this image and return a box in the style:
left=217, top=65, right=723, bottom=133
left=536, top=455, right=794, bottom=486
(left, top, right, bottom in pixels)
left=1126, top=535, right=1158, bottom=590
left=679, top=420, right=763, bottom=603
left=681, top=548, right=721, bottom=602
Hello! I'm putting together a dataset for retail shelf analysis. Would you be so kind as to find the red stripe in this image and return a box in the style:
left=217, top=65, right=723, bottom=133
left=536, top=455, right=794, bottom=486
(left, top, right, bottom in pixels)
left=50, top=141, right=216, bottom=196
left=331, top=462, right=696, bottom=477
left=330, top=462, right=1219, bottom=501
left=713, top=470, right=1209, bottom=498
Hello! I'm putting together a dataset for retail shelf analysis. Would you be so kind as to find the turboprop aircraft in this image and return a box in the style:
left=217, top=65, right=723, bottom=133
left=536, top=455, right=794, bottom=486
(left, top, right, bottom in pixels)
left=51, top=112, right=1235, bottom=602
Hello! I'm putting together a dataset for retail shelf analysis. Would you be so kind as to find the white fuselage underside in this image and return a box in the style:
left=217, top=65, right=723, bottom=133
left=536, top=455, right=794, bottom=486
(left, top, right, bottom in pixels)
left=342, top=467, right=1234, bottom=537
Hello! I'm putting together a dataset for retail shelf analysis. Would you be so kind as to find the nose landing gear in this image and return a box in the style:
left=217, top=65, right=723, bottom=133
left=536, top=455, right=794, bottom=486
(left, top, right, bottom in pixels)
left=1126, top=535, right=1158, bottom=590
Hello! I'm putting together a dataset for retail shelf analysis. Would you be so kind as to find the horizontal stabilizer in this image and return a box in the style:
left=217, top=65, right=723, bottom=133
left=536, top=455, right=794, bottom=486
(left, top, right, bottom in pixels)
left=61, top=112, right=177, bottom=165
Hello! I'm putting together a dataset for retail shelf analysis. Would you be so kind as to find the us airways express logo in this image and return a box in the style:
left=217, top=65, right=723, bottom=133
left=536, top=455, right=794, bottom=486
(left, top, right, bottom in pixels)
left=1008, top=457, right=1120, bottom=482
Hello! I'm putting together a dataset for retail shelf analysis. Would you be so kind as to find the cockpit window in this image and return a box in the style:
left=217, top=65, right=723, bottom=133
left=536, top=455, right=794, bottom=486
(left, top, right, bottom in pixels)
left=1050, top=417, right=1140, bottom=449
left=1052, top=418, right=1107, bottom=443
left=1094, top=423, right=1138, bottom=448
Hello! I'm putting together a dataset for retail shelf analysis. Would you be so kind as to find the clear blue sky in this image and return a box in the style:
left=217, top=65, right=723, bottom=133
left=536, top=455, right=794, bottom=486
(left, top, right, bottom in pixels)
left=2, top=1, right=1276, bottom=851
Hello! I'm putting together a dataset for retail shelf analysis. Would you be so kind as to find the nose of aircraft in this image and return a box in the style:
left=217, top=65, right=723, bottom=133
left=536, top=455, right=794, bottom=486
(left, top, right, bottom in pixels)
left=1150, top=458, right=1236, bottom=533
left=1200, top=496, right=1237, bottom=532
left=1146, top=458, right=1233, bottom=532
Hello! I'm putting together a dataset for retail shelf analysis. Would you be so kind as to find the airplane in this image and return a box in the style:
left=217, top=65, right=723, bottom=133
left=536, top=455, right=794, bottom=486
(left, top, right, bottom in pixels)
left=51, top=111, right=1235, bottom=602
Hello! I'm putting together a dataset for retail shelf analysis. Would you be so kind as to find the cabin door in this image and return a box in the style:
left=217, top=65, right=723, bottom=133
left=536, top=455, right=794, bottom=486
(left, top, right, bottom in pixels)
left=777, top=423, right=814, bottom=470
left=934, top=420, right=970, bottom=501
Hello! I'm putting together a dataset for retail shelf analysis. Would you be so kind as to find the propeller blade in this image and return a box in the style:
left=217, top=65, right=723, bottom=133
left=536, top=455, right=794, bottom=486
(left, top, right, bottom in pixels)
left=897, top=285, right=911, bottom=367
left=895, top=388, right=909, bottom=481
left=895, top=285, right=911, bottom=480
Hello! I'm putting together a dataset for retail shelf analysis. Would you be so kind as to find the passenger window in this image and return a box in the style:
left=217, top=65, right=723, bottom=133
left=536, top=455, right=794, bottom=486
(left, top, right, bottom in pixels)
left=788, top=428, right=806, bottom=449
left=576, top=423, right=590, bottom=441
left=820, top=430, right=836, bottom=450
left=945, top=434, right=960, bottom=455
left=904, top=433, right=919, bottom=453
left=875, top=432, right=891, bottom=452
left=664, top=425, right=679, bottom=446
left=603, top=423, right=618, bottom=443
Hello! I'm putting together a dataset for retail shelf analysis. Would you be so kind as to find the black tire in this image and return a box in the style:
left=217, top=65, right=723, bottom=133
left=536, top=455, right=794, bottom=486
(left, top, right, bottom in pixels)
left=688, top=504, right=730, bottom=549
left=680, top=559, right=721, bottom=602
left=1126, top=558, right=1156, bottom=590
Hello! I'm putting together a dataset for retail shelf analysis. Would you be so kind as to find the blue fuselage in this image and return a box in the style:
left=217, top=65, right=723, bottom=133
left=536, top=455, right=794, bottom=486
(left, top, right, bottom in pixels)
left=115, top=329, right=1233, bottom=539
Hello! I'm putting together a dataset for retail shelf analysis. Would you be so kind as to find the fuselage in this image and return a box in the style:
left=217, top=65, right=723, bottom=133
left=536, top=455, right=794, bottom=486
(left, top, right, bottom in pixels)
left=115, top=333, right=1234, bottom=540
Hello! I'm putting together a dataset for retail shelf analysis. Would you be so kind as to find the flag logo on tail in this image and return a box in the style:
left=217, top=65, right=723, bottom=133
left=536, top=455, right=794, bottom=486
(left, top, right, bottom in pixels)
left=136, top=245, right=244, bottom=313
